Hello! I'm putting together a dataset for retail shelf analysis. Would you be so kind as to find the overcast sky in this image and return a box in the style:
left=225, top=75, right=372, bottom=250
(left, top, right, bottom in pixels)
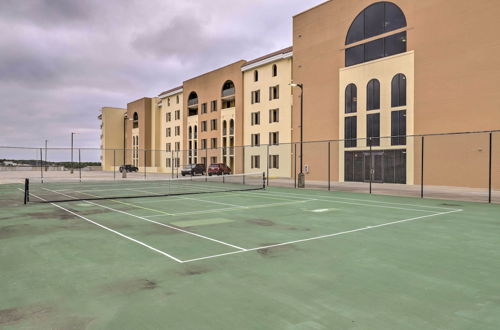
left=0, top=0, right=325, bottom=150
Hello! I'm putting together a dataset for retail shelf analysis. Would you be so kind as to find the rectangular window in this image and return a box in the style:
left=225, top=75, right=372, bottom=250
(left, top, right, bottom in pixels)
left=175, top=110, right=180, bottom=120
left=176, top=95, right=179, bottom=104
left=201, top=121, right=207, bottom=132
left=175, top=142, right=180, bottom=151
left=201, top=139, right=207, bottom=150
left=211, top=119, right=217, bottom=130
left=211, top=138, right=217, bottom=149
left=167, top=98, right=171, bottom=106
left=211, top=100, right=217, bottom=112
left=391, top=110, right=406, bottom=145
left=344, top=116, right=357, bottom=148
left=269, top=131, right=279, bottom=145
left=166, top=143, right=171, bottom=152
left=251, top=133, right=260, bottom=147
left=251, top=90, right=261, bottom=104
left=166, top=158, right=171, bottom=167
left=251, top=155, right=260, bottom=169
left=366, top=113, right=380, bottom=146
left=201, top=103, right=207, bottom=114
left=269, top=155, right=279, bottom=169
left=210, top=156, right=217, bottom=164
left=175, top=158, right=180, bottom=167
left=251, top=112, right=260, bottom=125
left=166, top=112, right=171, bottom=122
left=175, top=126, right=180, bottom=136
left=269, top=108, right=279, bottom=123
left=166, top=127, right=171, bottom=137
left=269, top=85, right=280, bottom=100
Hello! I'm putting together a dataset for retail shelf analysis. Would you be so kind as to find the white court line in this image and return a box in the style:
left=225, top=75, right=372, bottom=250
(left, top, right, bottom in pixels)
left=181, top=208, right=463, bottom=263
left=261, top=190, right=462, bottom=211
left=40, top=187, right=247, bottom=251
left=143, top=199, right=316, bottom=218
left=247, top=190, right=444, bottom=213
left=21, top=189, right=183, bottom=263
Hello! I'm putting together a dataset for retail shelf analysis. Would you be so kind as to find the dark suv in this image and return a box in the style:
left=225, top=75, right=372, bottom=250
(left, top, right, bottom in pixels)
left=208, top=163, right=232, bottom=176
left=119, top=164, right=138, bottom=173
left=181, top=164, right=206, bottom=176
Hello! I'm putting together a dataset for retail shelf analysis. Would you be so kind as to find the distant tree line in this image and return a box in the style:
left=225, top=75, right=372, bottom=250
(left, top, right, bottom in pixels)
left=0, top=159, right=101, bottom=168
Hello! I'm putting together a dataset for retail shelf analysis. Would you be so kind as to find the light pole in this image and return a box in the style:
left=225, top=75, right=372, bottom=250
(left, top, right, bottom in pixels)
left=290, top=83, right=305, bottom=188
left=70, top=132, right=76, bottom=174
left=123, top=114, right=129, bottom=178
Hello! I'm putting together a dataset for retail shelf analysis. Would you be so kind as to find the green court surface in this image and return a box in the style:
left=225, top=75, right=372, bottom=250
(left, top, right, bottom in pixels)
left=1, top=183, right=499, bottom=329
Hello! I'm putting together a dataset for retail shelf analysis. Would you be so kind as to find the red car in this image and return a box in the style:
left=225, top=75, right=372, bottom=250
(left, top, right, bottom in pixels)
left=208, top=163, right=232, bottom=176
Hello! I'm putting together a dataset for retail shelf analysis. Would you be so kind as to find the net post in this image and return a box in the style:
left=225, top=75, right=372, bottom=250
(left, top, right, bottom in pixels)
left=421, top=136, right=425, bottom=198
left=369, top=138, right=372, bottom=194
left=39, top=148, right=43, bottom=183
left=24, top=178, right=29, bottom=204
left=262, top=172, right=266, bottom=189
left=488, top=132, right=492, bottom=203
left=327, top=141, right=331, bottom=191
left=78, top=148, right=82, bottom=182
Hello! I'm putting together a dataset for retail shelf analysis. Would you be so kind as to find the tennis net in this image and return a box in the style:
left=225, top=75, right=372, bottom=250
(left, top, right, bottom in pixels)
left=23, top=172, right=265, bottom=203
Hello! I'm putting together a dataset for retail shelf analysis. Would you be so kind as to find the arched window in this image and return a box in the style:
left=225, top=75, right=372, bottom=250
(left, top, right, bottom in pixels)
left=194, top=125, right=198, bottom=139
left=345, top=2, right=407, bottom=67
left=189, top=126, right=193, bottom=139
left=229, top=119, right=234, bottom=135
left=345, top=84, right=357, bottom=114
left=272, top=64, right=278, bottom=77
left=188, top=91, right=198, bottom=116
left=223, top=120, right=227, bottom=136
left=133, top=112, right=139, bottom=128
left=391, top=73, right=406, bottom=107
left=254, top=70, right=259, bottom=82
left=366, top=79, right=380, bottom=110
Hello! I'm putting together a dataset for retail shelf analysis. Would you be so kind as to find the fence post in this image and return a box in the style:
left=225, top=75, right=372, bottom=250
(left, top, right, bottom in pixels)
left=263, top=172, right=266, bottom=189
left=176, top=150, right=179, bottom=178
left=421, top=136, right=425, bottom=199
left=39, top=148, right=43, bottom=183
left=266, top=144, right=270, bottom=187
left=294, top=143, right=297, bottom=188
left=488, top=132, right=492, bottom=203
left=369, top=138, right=372, bottom=194
left=328, top=141, right=331, bottom=191
left=113, top=149, right=116, bottom=180
left=205, top=148, right=208, bottom=182
left=78, top=149, right=82, bottom=182
left=144, top=149, right=147, bottom=180
left=242, top=146, right=246, bottom=185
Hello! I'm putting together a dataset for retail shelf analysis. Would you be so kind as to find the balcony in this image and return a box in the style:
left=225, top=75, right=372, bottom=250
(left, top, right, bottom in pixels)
left=221, top=87, right=235, bottom=98
left=188, top=98, right=199, bottom=108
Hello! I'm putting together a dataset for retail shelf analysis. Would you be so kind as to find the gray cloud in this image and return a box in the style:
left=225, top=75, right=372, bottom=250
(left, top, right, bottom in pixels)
left=0, top=0, right=325, bottom=151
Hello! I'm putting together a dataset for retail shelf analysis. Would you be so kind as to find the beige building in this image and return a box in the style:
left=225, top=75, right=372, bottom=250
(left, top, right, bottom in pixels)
left=98, top=107, right=127, bottom=171
left=99, top=0, right=499, bottom=190
left=292, top=0, right=500, bottom=188
left=242, top=47, right=293, bottom=177
left=158, top=87, right=183, bottom=174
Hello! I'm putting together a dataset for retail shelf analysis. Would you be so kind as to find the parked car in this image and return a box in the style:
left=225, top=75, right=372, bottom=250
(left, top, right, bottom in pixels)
left=208, top=163, right=232, bottom=176
left=181, top=164, right=206, bottom=176
left=119, top=164, right=138, bottom=173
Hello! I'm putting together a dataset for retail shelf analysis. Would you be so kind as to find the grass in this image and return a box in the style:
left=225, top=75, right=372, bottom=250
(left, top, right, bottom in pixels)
left=0, top=182, right=499, bottom=329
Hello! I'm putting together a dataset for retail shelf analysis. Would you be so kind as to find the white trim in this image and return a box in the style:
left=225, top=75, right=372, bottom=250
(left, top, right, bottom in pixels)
left=241, top=51, right=293, bottom=72
left=159, top=88, right=183, bottom=99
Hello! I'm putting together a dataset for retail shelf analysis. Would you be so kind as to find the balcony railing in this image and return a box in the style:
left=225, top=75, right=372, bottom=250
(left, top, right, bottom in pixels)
left=188, top=98, right=199, bottom=107
left=221, top=88, right=235, bottom=98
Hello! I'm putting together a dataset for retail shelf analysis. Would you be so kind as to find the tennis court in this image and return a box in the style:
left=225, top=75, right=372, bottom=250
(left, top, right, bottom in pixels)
left=1, top=175, right=499, bottom=329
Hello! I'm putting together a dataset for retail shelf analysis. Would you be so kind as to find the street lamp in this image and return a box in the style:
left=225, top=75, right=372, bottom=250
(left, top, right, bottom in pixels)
left=290, top=83, right=305, bottom=188
left=70, top=132, right=77, bottom=174
left=123, top=113, right=129, bottom=178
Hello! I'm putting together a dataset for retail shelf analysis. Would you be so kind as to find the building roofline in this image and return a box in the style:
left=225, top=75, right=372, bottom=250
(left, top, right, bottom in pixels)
left=183, top=60, right=247, bottom=84
left=241, top=47, right=293, bottom=72
left=159, top=86, right=183, bottom=99
left=293, top=0, right=332, bottom=18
